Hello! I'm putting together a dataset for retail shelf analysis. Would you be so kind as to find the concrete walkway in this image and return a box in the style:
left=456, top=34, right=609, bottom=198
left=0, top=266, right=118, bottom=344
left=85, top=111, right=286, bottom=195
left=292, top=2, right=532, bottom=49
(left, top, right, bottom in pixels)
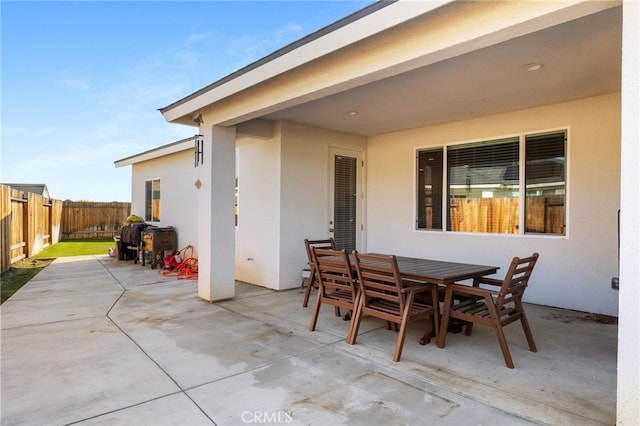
left=1, top=255, right=617, bottom=425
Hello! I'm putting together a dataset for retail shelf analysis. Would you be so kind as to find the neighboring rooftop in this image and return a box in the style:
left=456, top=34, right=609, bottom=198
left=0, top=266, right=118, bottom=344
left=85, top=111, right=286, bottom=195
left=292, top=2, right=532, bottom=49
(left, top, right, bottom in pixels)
left=3, top=183, right=50, bottom=200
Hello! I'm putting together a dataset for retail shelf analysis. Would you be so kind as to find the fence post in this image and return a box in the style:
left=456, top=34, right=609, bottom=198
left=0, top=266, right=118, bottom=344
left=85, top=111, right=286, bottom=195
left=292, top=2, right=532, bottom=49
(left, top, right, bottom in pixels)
left=0, top=185, right=11, bottom=272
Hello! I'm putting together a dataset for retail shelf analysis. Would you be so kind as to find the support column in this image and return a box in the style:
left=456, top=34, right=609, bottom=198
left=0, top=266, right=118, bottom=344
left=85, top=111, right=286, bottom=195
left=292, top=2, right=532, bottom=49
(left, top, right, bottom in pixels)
left=617, top=1, right=640, bottom=423
left=196, top=125, right=236, bottom=301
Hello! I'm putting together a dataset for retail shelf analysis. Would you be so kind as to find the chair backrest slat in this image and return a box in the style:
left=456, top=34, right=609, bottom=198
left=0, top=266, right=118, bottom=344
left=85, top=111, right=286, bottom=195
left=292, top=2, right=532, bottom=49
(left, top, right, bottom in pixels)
left=312, top=248, right=356, bottom=300
left=496, top=252, right=539, bottom=306
left=353, top=252, right=405, bottom=312
left=304, top=238, right=336, bottom=265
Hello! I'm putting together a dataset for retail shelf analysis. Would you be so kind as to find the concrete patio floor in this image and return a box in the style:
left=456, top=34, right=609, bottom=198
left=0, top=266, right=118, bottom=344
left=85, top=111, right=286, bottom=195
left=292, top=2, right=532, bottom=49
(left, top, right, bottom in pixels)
left=1, top=255, right=617, bottom=425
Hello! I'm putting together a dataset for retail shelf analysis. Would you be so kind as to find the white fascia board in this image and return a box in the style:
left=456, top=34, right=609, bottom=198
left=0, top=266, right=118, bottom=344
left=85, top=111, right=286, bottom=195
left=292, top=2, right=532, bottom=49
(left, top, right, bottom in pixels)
left=160, top=1, right=450, bottom=123
left=114, top=137, right=195, bottom=168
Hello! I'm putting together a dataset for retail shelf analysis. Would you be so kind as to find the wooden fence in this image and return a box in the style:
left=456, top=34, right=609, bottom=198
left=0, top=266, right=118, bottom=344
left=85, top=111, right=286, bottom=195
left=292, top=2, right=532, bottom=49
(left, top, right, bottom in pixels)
left=1, top=184, right=63, bottom=272
left=61, top=201, right=130, bottom=240
left=448, top=196, right=564, bottom=234
left=449, top=198, right=520, bottom=234
left=1, top=184, right=131, bottom=272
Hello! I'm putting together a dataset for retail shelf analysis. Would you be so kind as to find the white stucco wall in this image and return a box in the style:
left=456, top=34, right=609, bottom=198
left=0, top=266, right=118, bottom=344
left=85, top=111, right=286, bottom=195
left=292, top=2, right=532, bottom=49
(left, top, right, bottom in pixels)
left=235, top=134, right=281, bottom=288
left=130, top=149, right=198, bottom=255
left=279, top=121, right=367, bottom=290
left=367, top=93, right=620, bottom=316
left=235, top=121, right=366, bottom=290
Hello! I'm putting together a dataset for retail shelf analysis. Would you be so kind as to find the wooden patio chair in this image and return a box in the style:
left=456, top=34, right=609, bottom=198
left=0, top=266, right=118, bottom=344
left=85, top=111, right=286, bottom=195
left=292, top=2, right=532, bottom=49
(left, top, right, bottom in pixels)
left=350, top=252, right=440, bottom=362
left=308, top=248, right=359, bottom=341
left=437, top=253, right=540, bottom=368
left=302, top=238, right=336, bottom=307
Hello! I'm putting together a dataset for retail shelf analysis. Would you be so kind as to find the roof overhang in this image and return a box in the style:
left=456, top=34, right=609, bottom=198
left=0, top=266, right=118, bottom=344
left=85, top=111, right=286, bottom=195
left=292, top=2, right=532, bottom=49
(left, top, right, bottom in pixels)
left=158, top=0, right=448, bottom=125
left=159, top=0, right=622, bottom=137
left=114, top=136, right=196, bottom=168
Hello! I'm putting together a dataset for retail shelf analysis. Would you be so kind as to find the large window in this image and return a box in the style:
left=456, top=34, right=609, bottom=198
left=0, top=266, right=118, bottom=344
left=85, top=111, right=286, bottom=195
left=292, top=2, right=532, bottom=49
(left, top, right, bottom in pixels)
left=145, top=179, right=161, bottom=222
left=447, top=137, right=520, bottom=233
left=416, top=130, right=566, bottom=235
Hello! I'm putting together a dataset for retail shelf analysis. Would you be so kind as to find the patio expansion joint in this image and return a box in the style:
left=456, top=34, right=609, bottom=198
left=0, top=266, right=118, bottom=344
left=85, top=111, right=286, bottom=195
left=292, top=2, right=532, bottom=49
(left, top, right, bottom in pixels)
left=64, top=390, right=190, bottom=426
left=103, top=312, right=216, bottom=425
left=0, top=313, right=111, bottom=332
left=105, top=288, right=127, bottom=317
left=101, top=268, right=217, bottom=424
left=100, top=261, right=130, bottom=292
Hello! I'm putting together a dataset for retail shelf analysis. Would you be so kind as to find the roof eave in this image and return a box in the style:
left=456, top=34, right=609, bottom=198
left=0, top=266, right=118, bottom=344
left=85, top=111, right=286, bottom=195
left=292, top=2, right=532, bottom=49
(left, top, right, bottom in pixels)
left=114, top=136, right=197, bottom=168
left=158, top=0, right=449, bottom=124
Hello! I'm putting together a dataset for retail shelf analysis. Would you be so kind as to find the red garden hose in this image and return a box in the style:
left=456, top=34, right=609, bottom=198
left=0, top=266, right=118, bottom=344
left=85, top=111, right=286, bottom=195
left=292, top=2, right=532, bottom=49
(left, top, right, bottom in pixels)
left=158, top=244, right=198, bottom=280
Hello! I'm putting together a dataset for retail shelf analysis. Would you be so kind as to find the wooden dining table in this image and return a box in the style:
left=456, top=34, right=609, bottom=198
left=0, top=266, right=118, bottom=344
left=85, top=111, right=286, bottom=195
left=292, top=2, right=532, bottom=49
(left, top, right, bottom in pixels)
left=317, top=251, right=499, bottom=344
left=345, top=252, right=499, bottom=287
left=390, top=255, right=499, bottom=285
left=362, top=253, right=499, bottom=344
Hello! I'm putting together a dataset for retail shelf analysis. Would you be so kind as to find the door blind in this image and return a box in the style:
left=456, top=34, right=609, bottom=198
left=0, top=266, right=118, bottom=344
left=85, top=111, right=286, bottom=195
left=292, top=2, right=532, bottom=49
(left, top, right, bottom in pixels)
left=334, top=155, right=357, bottom=251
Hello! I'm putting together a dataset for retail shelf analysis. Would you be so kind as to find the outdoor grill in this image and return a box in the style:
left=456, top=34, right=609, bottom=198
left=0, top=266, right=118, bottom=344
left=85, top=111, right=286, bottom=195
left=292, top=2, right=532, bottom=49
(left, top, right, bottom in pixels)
left=142, top=228, right=177, bottom=269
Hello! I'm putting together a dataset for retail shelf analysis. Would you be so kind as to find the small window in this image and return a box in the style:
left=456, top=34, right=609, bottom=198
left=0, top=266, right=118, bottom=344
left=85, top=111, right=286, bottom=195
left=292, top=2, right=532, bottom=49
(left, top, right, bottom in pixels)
left=416, top=148, right=443, bottom=230
left=235, top=149, right=239, bottom=227
left=524, top=132, right=566, bottom=235
left=145, top=179, right=160, bottom=222
left=235, top=176, right=239, bottom=227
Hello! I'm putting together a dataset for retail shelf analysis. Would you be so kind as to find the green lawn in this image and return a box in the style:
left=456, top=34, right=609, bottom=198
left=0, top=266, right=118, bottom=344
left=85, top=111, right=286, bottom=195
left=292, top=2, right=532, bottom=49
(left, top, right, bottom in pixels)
left=34, top=238, right=116, bottom=258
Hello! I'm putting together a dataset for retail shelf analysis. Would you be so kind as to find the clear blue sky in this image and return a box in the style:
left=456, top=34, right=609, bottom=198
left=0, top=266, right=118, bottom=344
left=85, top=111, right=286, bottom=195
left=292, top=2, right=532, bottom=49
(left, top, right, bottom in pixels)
left=1, top=1, right=372, bottom=201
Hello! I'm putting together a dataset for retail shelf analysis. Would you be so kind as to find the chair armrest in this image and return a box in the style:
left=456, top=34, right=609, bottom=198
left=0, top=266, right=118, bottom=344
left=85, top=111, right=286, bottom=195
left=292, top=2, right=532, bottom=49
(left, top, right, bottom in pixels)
left=401, top=283, right=433, bottom=294
left=448, top=283, right=499, bottom=297
left=475, top=277, right=503, bottom=287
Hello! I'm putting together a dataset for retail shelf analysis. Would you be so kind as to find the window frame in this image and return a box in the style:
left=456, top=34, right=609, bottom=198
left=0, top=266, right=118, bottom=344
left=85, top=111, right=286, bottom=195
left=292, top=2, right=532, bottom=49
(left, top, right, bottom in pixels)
left=415, top=128, right=568, bottom=237
left=523, top=130, right=568, bottom=236
left=446, top=136, right=521, bottom=234
left=416, top=147, right=444, bottom=231
left=144, top=178, right=161, bottom=223
left=235, top=148, right=239, bottom=228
